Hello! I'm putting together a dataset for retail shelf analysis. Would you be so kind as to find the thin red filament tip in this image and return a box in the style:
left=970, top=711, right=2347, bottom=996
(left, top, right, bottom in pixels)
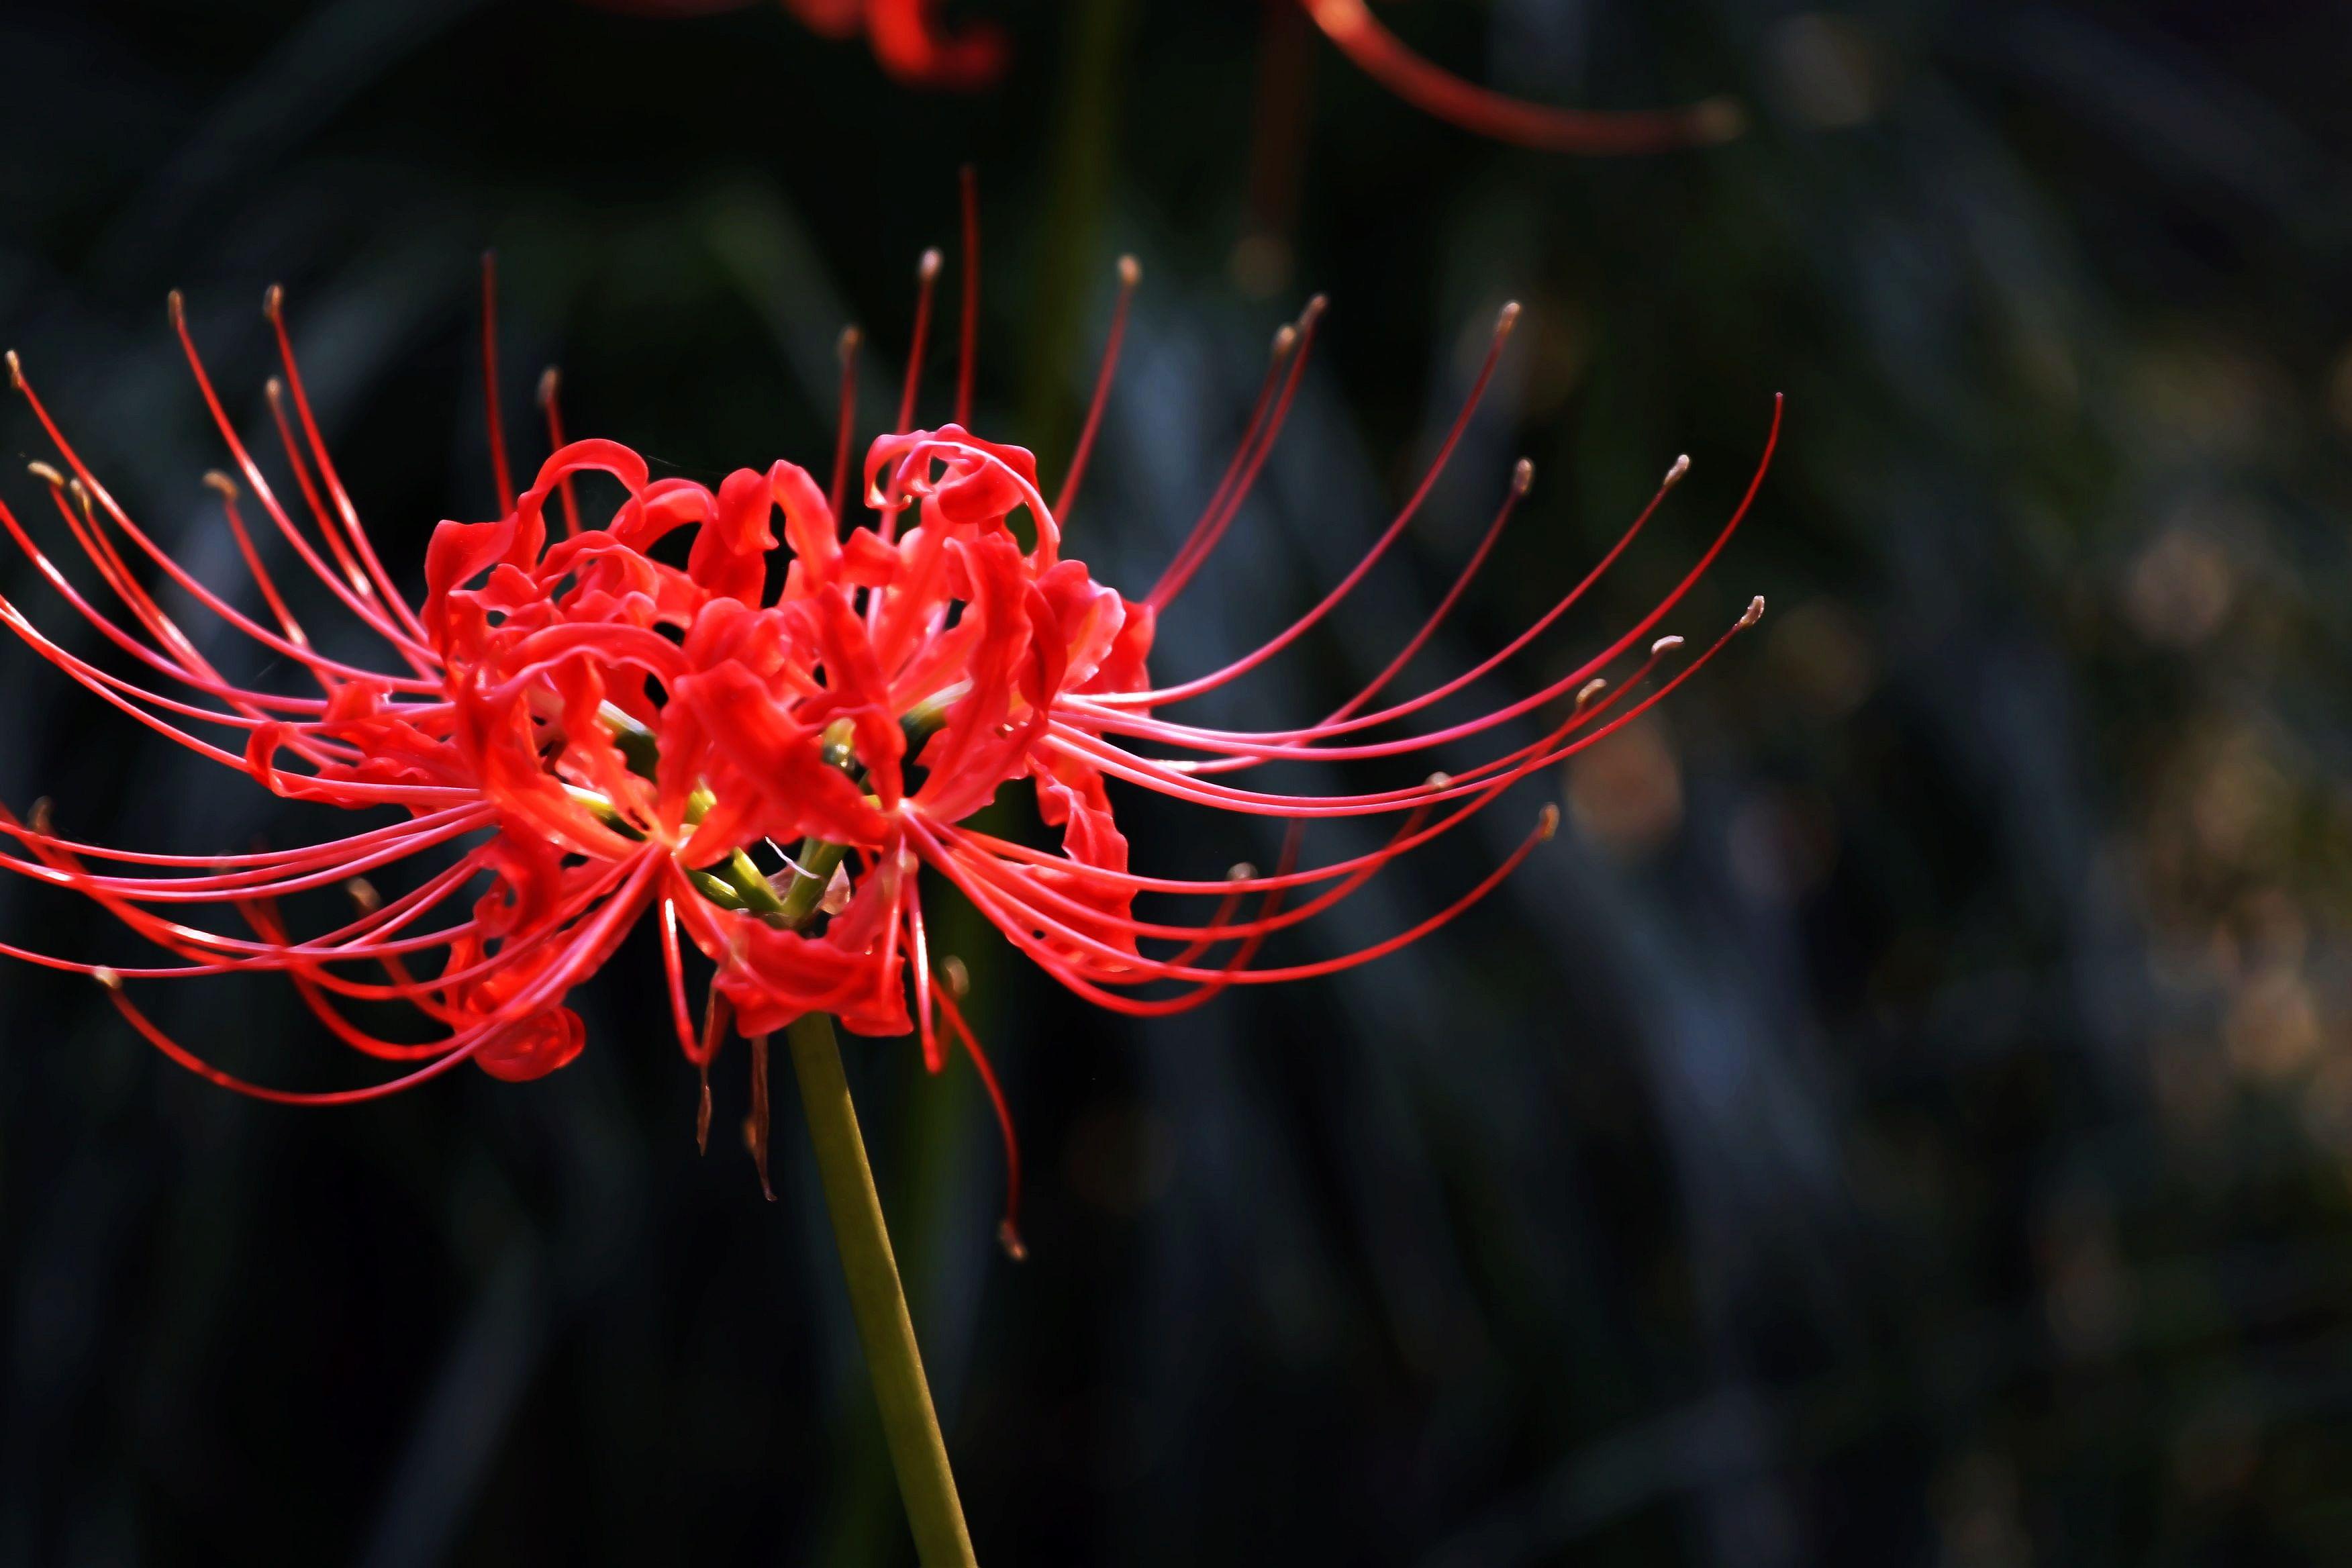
left=260, top=285, right=436, bottom=646
left=936, top=985, right=1024, bottom=1261
left=1297, top=0, right=1745, bottom=155
left=955, top=163, right=980, bottom=431
left=1321, top=454, right=1530, bottom=725
left=535, top=368, right=583, bottom=539
left=897, top=248, right=942, bottom=436
left=261, top=375, right=369, bottom=602
left=1144, top=296, right=1322, bottom=609
left=204, top=470, right=311, bottom=650
left=1054, top=254, right=1140, bottom=522
left=745, top=1031, right=776, bottom=1201
left=831, top=326, right=861, bottom=520
left=480, top=252, right=516, bottom=516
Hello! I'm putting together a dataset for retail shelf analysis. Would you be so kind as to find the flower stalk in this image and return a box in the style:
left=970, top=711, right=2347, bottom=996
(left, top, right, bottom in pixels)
left=787, top=1009, right=977, bottom=1568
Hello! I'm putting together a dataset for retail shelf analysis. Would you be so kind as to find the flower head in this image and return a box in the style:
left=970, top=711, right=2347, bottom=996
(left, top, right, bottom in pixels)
left=0, top=213, right=1775, bottom=1247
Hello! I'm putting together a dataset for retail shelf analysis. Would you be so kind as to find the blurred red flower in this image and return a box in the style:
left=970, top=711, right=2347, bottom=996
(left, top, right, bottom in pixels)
left=589, top=0, right=1740, bottom=152
left=583, top=0, right=1006, bottom=89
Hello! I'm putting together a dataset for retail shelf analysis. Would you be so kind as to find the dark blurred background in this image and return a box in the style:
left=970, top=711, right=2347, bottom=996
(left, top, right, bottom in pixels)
left=3, top=1, right=2350, bottom=1563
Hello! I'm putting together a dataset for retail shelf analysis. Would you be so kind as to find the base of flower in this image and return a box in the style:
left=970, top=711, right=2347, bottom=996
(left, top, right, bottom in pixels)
left=785, top=1010, right=978, bottom=1568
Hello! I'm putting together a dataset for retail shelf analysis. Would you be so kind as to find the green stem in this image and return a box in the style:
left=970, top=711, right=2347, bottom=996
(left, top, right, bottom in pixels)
left=785, top=1011, right=977, bottom=1568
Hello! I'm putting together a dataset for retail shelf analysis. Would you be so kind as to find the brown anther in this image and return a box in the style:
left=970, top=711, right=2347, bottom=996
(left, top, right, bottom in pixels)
left=1512, top=457, right=1534, bottom=495
left=30, top=797, right=53, bottom=836
left=1425, top=771, right=1452, bottom=791
left=262, top=283, right=285, bottom=322
left=264, top=377, right=285, bottom=403
left=93, top=965, right=122, bottom=991
left=26, top=461, right=64, bottom=487
left=997, top=1220, right=1029, bottom=1262
left=1536, top=804, right=1561, bottom=841
left=344, top=877, right=381, bottom=914
left=1573, top=678, right=1608, bottom=714
left=837, top=324, right=861, bottom=361
left=1298, top=293, right=1330, bottom=329
left=1665, top=454, right=1691, bottom=487
left=1118, top=254, right=1142, bottom=287
left=917, top=247, right=944, bottom=282
left=696, top=1071, right=712, bottom=1156
left=1271, top=323, right=1299, bottom=359
left=1739, top=595, right=1767, bottom=629
left=1495, top=300, right=1522, bottom=336
left=536, top=366, right=560, bottom=408
left=941, top=955, right=969, bottom=998
left=166, top=289, right=185, bottom=327
left=1651, top=634, right=1686, bottom=656
left=5, top=350, right=21, bottom=390
left=1227, top=862, right=1257, bottom=882
left=202, top=471, right=239, bottom=500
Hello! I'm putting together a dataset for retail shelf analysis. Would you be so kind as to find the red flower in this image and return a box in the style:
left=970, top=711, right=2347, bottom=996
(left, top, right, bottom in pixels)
left=0, top=229, right=1774, bottom=1247
left=586, top=1, right=1742, bottom=154
left=582, top=0, right=1008, bottom=89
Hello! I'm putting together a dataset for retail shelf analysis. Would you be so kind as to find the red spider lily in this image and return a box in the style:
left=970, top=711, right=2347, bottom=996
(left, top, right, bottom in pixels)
left=0, top=205, right=1774, bottom=1249
left=588, top=0, right=1740, bottom=153
left=580, top=0, right=1006, bottom=89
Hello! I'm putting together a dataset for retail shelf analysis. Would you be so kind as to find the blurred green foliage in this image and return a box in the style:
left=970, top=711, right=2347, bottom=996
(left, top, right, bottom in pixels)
left=1, top=1, right=2350, bottom=1564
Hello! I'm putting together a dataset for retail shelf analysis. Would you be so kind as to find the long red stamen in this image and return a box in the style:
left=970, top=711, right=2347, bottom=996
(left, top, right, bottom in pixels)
left=262, top=373, right=376, bottom=604
left=831, top=325, right=862, bottom=520
left=481, top=252, right=517, bottom=515
left=1297, top=0, right=1745, bottom=155
left=931, top=800, right=1557, bottom=992
left=3, top=474, right=273, bottom=714
left=1112, top=395, right=1773, bottom=732
left=261, top=289, right=435, bottom=644
left=1139, top=300, right=1520, bottom=696
left=1320, top=456, right=1528, bottom=725
left=897, top=247, right=942, bottom=437
left=89, top=851, right=660, bottom=1105
left=1053, top=254, right=1140, bottom=522
left=205, top=471, right=313, bottom=653
left=932, top=985, right=1024, bottom=1259
left=1145, top=295, right=1324, bottom=609
left=537, top=368, right=584, bottom=539
left=955, top=163, right=979, bottom=431
left=1050, top=605, right=1759, bottom=827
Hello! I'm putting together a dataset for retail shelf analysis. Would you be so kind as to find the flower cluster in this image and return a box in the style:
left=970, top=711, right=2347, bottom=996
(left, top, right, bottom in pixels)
left=0, top=239, right=1774, bottom=1240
